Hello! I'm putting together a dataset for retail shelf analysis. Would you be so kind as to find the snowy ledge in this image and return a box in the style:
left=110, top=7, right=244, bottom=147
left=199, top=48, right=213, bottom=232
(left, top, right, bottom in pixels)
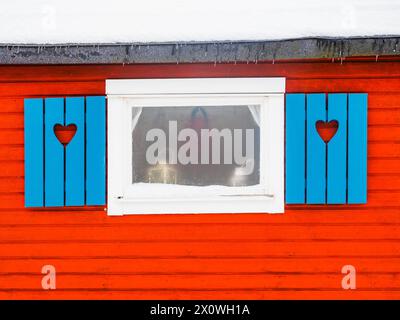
left=0, top=37, right=400, bottom=64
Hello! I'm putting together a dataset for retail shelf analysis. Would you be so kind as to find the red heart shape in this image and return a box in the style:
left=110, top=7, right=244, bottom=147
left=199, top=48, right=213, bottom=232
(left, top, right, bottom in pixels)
left=315, top=120, right=339, bottom=143
left=53, top=124, right=77, bottom=146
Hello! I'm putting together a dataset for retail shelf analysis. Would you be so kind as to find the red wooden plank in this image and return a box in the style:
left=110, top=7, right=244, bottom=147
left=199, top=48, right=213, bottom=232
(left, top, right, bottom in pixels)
left=1, top=225, right=400, bottom=241
left=0, top=290, right=399, bottom=300
left=0, top=206, right=400, bottom=225
left=0, top=241, right=399, bottom=258
left=287, top=78, right=400, bottom=93
left=0, top=60, right=400, bottom=82
left=2, top=257, right=400, bottom=274
left=0, top=81, right=104, bottom=97
left=2, top=273, right=400, bottom=290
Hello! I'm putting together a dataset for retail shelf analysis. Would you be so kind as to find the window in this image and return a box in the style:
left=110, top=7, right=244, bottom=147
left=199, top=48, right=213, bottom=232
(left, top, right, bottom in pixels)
left=107, top=78, right=285, bottom=215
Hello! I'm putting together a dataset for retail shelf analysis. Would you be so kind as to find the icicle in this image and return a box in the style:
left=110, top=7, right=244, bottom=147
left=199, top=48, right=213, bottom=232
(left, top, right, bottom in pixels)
left=215, top=44, right=219, bottom=66
left=254, top=45, right=259, bottom=64
left=233, top=45, right=239, bottom=65
left=175, top=44, right=180, bottom=64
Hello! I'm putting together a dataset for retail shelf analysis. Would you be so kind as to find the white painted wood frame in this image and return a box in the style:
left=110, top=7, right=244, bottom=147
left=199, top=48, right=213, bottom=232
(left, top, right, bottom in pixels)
left=107, top=78, right=285, bottom=215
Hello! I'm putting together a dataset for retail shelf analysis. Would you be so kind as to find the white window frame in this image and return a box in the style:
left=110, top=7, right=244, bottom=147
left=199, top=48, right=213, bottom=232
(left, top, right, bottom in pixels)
left=106, top=78, right=285, bottom=215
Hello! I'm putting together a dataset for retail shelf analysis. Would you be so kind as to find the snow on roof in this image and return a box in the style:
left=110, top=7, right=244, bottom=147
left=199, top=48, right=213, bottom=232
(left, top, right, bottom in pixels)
left=1, top=0, right=399, bottom=44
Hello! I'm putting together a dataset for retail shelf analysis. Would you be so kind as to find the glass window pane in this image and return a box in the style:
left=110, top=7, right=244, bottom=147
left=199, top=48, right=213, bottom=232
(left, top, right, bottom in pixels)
left=132, top=105, right=260, bottom=187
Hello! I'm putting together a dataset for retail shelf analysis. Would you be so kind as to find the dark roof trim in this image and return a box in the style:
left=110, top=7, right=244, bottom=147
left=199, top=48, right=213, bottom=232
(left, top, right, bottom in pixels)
left=1, top=37, right=400, bottom=64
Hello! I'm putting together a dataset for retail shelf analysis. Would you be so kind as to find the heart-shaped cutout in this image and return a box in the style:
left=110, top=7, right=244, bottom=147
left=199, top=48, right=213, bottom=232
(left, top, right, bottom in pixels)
left=54, top=124, right=77, bottom=146
left=315, top=120, right=338, bottom=143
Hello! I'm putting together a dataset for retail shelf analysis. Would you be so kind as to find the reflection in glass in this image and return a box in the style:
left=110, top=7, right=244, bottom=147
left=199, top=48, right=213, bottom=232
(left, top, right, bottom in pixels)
left=132, top=105, right=260, bottom=187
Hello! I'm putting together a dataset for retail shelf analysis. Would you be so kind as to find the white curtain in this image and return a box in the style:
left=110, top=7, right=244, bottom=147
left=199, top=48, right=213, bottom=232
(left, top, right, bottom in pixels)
left=133, top=105, right=260, bottom=132
left=132, top=107, right=143, bottom=133
left=247, top=105, right=260, bottom=126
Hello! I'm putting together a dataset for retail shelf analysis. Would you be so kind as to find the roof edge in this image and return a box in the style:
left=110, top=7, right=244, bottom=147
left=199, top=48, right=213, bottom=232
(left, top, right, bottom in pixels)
left=1, top=37, right=400, bottom=64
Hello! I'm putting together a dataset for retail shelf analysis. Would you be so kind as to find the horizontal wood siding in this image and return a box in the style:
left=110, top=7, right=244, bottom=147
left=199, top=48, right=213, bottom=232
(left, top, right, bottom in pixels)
left=0, top=59, right=399, bottom=299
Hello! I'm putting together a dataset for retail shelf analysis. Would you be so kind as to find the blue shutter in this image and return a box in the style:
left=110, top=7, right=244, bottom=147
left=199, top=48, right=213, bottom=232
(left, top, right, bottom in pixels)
left=286, top=94, right=305, bottom=204
left=348, top=94, right=368, bottom=204
left=65, top=97, right=85, bottom=206
left=327, top=94, right=347, bottom=204
left=285, top=93, right=367, bottom=205
left=306, top=94, right=327, bottom=204
left=86, top=96, right=106, bottom=205
left=45, top=98, right=64, bottom=207
left=24, top=99, right=44, bottom=207
left=24, top=96, right=106, bottom=207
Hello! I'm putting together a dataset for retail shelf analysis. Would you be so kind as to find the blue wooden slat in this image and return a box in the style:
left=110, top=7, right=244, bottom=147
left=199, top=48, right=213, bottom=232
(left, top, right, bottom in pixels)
left=45, top=98, right=64, bottom=207
left=86, top=96, right=106, bottom=205
left=65, top=97, right=85, bottom=206
left=286, top=94, right=306, bottom=204
left=306, top=94, right=327, bottom=204
left=24, top=98, right=44, bottom=207
left=348, top=93, right=368, bottom=204
left=327, top=94, right=347, bottom=204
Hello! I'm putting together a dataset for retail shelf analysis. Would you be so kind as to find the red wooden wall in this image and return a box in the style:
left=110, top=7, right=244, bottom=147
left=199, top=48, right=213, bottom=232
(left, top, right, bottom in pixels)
left=0, top=58, right=399, bottom=299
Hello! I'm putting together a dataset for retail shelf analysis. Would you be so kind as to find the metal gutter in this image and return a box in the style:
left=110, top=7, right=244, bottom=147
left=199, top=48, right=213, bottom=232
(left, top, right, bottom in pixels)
left=0, top=37, right=399, bottom=64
